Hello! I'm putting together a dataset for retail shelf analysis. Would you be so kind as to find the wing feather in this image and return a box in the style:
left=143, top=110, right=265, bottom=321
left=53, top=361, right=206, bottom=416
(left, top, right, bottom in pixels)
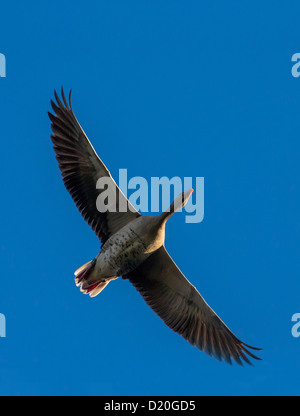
left=124, top=246, right=261, bottom=365
left=49, top=88, right=141, bottom=245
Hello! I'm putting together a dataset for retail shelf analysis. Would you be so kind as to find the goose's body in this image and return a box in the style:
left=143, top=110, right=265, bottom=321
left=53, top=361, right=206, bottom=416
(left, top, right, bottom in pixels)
left=76, top=214, right=166, bottom=295
left=49, top=89, right=261, bottom=366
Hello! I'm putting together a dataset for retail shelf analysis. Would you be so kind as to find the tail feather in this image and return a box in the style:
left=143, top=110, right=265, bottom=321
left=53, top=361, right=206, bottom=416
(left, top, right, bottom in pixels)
left=86, top=281, right=109, bottom=297
left=75, top=260, right=93, bottom=277
left=74, top=259, right=111, bottom=297
left=75, top=260, right=95, bottom=286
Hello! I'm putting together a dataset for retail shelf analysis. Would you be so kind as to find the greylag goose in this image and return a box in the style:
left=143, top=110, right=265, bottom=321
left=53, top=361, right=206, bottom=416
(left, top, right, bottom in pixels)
left=49, top=89, right=261, bottom=366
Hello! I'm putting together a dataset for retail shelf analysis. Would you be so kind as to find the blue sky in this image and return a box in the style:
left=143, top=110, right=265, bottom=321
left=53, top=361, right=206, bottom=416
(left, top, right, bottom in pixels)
left=0, top=1, right=300, bottom=396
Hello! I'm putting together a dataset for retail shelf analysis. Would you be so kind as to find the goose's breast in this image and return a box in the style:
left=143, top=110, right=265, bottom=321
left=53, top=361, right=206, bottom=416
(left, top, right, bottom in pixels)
left=97, top=227, right=149, bottom=276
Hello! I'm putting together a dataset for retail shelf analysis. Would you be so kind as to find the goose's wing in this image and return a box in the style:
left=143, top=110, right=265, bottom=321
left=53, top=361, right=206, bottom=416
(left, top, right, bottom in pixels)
left=49, top=89, right=141, bottom=245
left=124, top=246, right=261, bottom=365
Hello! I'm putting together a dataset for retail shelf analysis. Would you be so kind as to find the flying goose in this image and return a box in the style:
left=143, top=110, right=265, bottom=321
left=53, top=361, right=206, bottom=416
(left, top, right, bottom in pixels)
left=49, top=89, right=261, bottom=366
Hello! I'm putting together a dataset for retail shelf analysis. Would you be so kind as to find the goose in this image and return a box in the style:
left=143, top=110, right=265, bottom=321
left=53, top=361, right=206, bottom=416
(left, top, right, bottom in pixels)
left=48, top=88, right=261, bottom=366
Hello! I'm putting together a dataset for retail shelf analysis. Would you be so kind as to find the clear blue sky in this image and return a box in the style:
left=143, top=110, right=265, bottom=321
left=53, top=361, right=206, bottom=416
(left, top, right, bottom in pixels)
left=0, top=1, right=300, bottom=396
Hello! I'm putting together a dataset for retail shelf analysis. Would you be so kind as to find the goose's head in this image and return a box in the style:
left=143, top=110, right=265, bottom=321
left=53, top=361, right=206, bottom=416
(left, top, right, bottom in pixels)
left=172, top=188, right=194, bottom=213
left=160, top=189, right=194, bottom=222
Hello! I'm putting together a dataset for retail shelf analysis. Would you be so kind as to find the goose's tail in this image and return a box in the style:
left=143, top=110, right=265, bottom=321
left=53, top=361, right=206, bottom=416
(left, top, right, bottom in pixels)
left=74, top=260, right=108, bottom=297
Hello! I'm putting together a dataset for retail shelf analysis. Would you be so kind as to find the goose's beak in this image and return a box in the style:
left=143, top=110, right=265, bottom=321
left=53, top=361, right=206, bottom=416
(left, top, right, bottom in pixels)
left=162, top=188, right=194, bottom=220
left=184, top=188, right=194, bottom=203
left=179, top=188, right=194, bottom=210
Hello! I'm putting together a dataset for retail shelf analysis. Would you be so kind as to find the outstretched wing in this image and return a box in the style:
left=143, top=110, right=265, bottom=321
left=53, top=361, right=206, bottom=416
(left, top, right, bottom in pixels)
left=49, top=88, right=141, bottom=245
left=124, top=246, right=261, bottom=365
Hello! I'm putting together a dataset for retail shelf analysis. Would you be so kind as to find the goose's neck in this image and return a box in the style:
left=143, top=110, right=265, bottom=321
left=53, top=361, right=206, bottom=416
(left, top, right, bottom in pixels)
left=158, top=202, right=175, bottom=224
